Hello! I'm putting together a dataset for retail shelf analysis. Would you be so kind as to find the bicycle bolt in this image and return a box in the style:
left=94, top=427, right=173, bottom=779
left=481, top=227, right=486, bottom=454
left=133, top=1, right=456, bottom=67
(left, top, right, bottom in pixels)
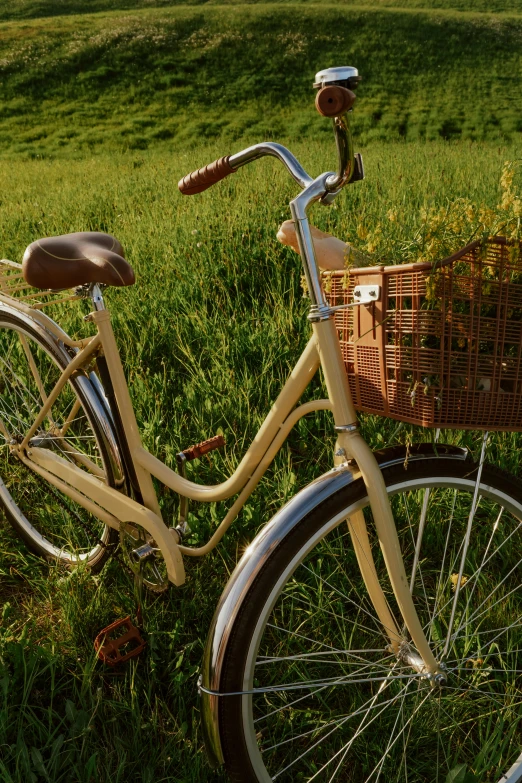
left=335, top=447, right=346, bottom=457
left=433, top=672, right=448, bottom=687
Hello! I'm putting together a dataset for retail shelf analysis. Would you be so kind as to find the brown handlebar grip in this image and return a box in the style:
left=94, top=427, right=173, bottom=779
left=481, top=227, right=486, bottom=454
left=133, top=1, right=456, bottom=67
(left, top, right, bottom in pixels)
left=178, top=156, right=235, bottom=195
left=315, top=86, right=356, bottom=118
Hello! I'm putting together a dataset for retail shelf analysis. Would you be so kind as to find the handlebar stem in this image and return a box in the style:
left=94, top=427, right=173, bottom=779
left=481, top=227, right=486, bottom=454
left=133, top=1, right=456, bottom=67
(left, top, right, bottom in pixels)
left=290, top=173, right=337, bottom=322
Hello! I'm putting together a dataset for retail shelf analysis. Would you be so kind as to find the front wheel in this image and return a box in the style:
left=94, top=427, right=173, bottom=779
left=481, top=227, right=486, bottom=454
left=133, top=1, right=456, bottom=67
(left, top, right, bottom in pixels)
left=218, top=455, right=522, bottom=783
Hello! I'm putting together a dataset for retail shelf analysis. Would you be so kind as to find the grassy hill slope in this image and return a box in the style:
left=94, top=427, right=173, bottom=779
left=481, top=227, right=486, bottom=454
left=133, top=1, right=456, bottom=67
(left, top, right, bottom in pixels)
left=1, top=0, right=521, bottom=20
left=1, top=4, right=520, bottom=158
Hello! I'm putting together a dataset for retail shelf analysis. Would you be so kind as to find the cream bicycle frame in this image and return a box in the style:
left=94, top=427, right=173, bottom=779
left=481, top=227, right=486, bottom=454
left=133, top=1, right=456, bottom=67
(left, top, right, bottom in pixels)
left=9, top=93, right=442, bottom=676
left=12, top=293, right=439, bottom=674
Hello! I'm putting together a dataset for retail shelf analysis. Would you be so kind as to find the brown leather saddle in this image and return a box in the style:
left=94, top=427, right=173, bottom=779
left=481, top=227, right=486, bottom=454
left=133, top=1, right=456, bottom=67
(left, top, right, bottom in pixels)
left=22, top=232, right=135, bottom=290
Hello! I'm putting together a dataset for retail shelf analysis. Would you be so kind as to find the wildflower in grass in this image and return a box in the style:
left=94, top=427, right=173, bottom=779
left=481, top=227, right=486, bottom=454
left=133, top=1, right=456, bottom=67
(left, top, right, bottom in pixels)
left=496, top=161, right=522, bottom=239
left=365, top=225, right=383, bottom=254
left=478, top=205, right=496, bottom=231
left=508, top=245, right=520, bottom=265
left=451, top=573, right=468, bottom=591
left=465, top=204, right=475, bottom=222
left=499, top=161, right=515, bottom=211
left=425, top=239, right=439, bottom=259
left=425, top=270, right=442, bottom=304
left=344, top=245, right=355, bottom=268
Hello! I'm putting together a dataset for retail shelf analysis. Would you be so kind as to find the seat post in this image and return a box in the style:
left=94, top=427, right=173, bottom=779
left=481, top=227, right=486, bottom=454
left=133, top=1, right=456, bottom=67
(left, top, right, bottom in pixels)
left=90, top=283, right=106, bottom=311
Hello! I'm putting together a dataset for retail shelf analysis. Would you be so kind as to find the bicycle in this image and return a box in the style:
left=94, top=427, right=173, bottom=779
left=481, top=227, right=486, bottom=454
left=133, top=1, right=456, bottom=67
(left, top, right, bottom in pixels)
left=1, top=65, right=521, bottom=782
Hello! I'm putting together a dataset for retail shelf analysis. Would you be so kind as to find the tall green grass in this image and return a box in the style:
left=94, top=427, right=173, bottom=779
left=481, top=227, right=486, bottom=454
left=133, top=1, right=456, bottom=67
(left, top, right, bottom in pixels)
left=1, top=5, right=521, bottom=158
left=0, top=138, right=521, bottom=781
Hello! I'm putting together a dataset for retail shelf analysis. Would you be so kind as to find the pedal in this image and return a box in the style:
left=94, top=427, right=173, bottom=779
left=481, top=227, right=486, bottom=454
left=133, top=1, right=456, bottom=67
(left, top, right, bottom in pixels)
left=94, top=616, right=146, bottom=665
left=179, top=434, right=225, bottom=462
left=174, top=435, right=225, bottom=540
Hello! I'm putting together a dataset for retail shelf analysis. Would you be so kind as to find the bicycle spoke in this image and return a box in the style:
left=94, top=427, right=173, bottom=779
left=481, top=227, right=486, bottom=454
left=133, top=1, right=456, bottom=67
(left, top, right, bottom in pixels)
left=427, top=515, right=522, bottom=639
left=19, top=333, right=49, bottom=405
left=301, top=564, right=398, bottom=641
left=257, top=648, right=391, bottom=662
left=286, top=591, right=396, bottom=643
left=363, top=684, right=431, bottom=783
left=445, top=563, right=522, bottom=647
left=272, top=675, right=417, bottom=781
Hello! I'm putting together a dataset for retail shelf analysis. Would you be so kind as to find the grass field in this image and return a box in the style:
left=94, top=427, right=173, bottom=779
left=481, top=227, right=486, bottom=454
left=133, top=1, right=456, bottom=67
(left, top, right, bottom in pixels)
left=1, top=137, right=522, bottom=782
left=1, top=0, right=522, bottom=780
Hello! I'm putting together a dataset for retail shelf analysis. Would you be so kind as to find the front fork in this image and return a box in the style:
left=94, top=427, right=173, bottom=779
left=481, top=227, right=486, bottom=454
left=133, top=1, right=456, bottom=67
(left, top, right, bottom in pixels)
left=313, top=317, right=442, bottom=677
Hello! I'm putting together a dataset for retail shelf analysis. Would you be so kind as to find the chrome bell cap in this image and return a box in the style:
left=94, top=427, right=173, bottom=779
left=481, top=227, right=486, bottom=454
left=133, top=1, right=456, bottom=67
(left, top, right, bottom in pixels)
left=313, top=66, right=360, bottom=89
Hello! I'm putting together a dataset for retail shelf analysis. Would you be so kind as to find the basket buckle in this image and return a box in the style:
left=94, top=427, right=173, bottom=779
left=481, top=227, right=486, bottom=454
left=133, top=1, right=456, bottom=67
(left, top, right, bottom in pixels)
left=328, top=284, right=380, bottom=314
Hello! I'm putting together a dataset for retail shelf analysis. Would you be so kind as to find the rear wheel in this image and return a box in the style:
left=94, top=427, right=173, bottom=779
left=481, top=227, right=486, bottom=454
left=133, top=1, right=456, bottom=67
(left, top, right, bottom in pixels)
left=0, top=311, right=124, bottom=571
left=219, top=456, right=522, bottom=782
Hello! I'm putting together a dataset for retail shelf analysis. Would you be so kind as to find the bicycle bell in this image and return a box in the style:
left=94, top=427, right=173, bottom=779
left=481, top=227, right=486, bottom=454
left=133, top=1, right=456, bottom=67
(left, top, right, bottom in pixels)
left=313, top=66, right=361, bottom=91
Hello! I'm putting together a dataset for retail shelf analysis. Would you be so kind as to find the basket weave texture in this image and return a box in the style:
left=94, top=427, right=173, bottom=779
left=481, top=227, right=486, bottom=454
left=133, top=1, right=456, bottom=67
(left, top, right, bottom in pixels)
left=324, top=236, right=522, bottom=431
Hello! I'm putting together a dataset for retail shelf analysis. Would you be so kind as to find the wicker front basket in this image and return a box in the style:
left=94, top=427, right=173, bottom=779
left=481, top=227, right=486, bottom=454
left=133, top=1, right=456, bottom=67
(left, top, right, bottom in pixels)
left=324, top=236, right=522, bottom=431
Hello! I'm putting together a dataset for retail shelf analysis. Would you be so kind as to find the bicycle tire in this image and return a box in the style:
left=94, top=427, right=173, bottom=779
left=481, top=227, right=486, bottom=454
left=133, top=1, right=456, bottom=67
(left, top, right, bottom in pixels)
left=218, top=455, right=522, bottom=782
left=0, top=309, right=124, bottom=571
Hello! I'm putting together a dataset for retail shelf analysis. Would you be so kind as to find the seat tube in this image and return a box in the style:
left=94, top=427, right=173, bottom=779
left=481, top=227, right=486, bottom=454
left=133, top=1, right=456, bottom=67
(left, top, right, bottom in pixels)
left=88, top=289, right=162, bottom=518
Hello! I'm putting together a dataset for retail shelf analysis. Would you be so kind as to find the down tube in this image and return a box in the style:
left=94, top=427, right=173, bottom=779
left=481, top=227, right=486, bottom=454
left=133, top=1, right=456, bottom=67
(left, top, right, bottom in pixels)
left=135, top=335, right=322, bottom=502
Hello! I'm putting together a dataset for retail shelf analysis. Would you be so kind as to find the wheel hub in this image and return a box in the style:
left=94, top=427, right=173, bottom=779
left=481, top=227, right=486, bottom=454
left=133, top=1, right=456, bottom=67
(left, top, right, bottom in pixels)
left=396, top=642, right=448, bottom=687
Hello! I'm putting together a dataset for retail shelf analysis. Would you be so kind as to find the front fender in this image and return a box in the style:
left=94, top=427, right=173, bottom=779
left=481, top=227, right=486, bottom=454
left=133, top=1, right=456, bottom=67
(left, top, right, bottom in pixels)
left=199, top=442, right=467, bottom=767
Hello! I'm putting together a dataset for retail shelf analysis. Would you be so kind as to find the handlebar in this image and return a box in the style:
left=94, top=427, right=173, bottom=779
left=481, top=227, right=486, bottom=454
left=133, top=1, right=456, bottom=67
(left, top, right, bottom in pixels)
left=178, top=70, right=359, bottom=198
left=178, top=142, right=314, bottom=196
left=177, top=66, right=362, bottom=324
left=178, top=156, right=236, bottom=196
